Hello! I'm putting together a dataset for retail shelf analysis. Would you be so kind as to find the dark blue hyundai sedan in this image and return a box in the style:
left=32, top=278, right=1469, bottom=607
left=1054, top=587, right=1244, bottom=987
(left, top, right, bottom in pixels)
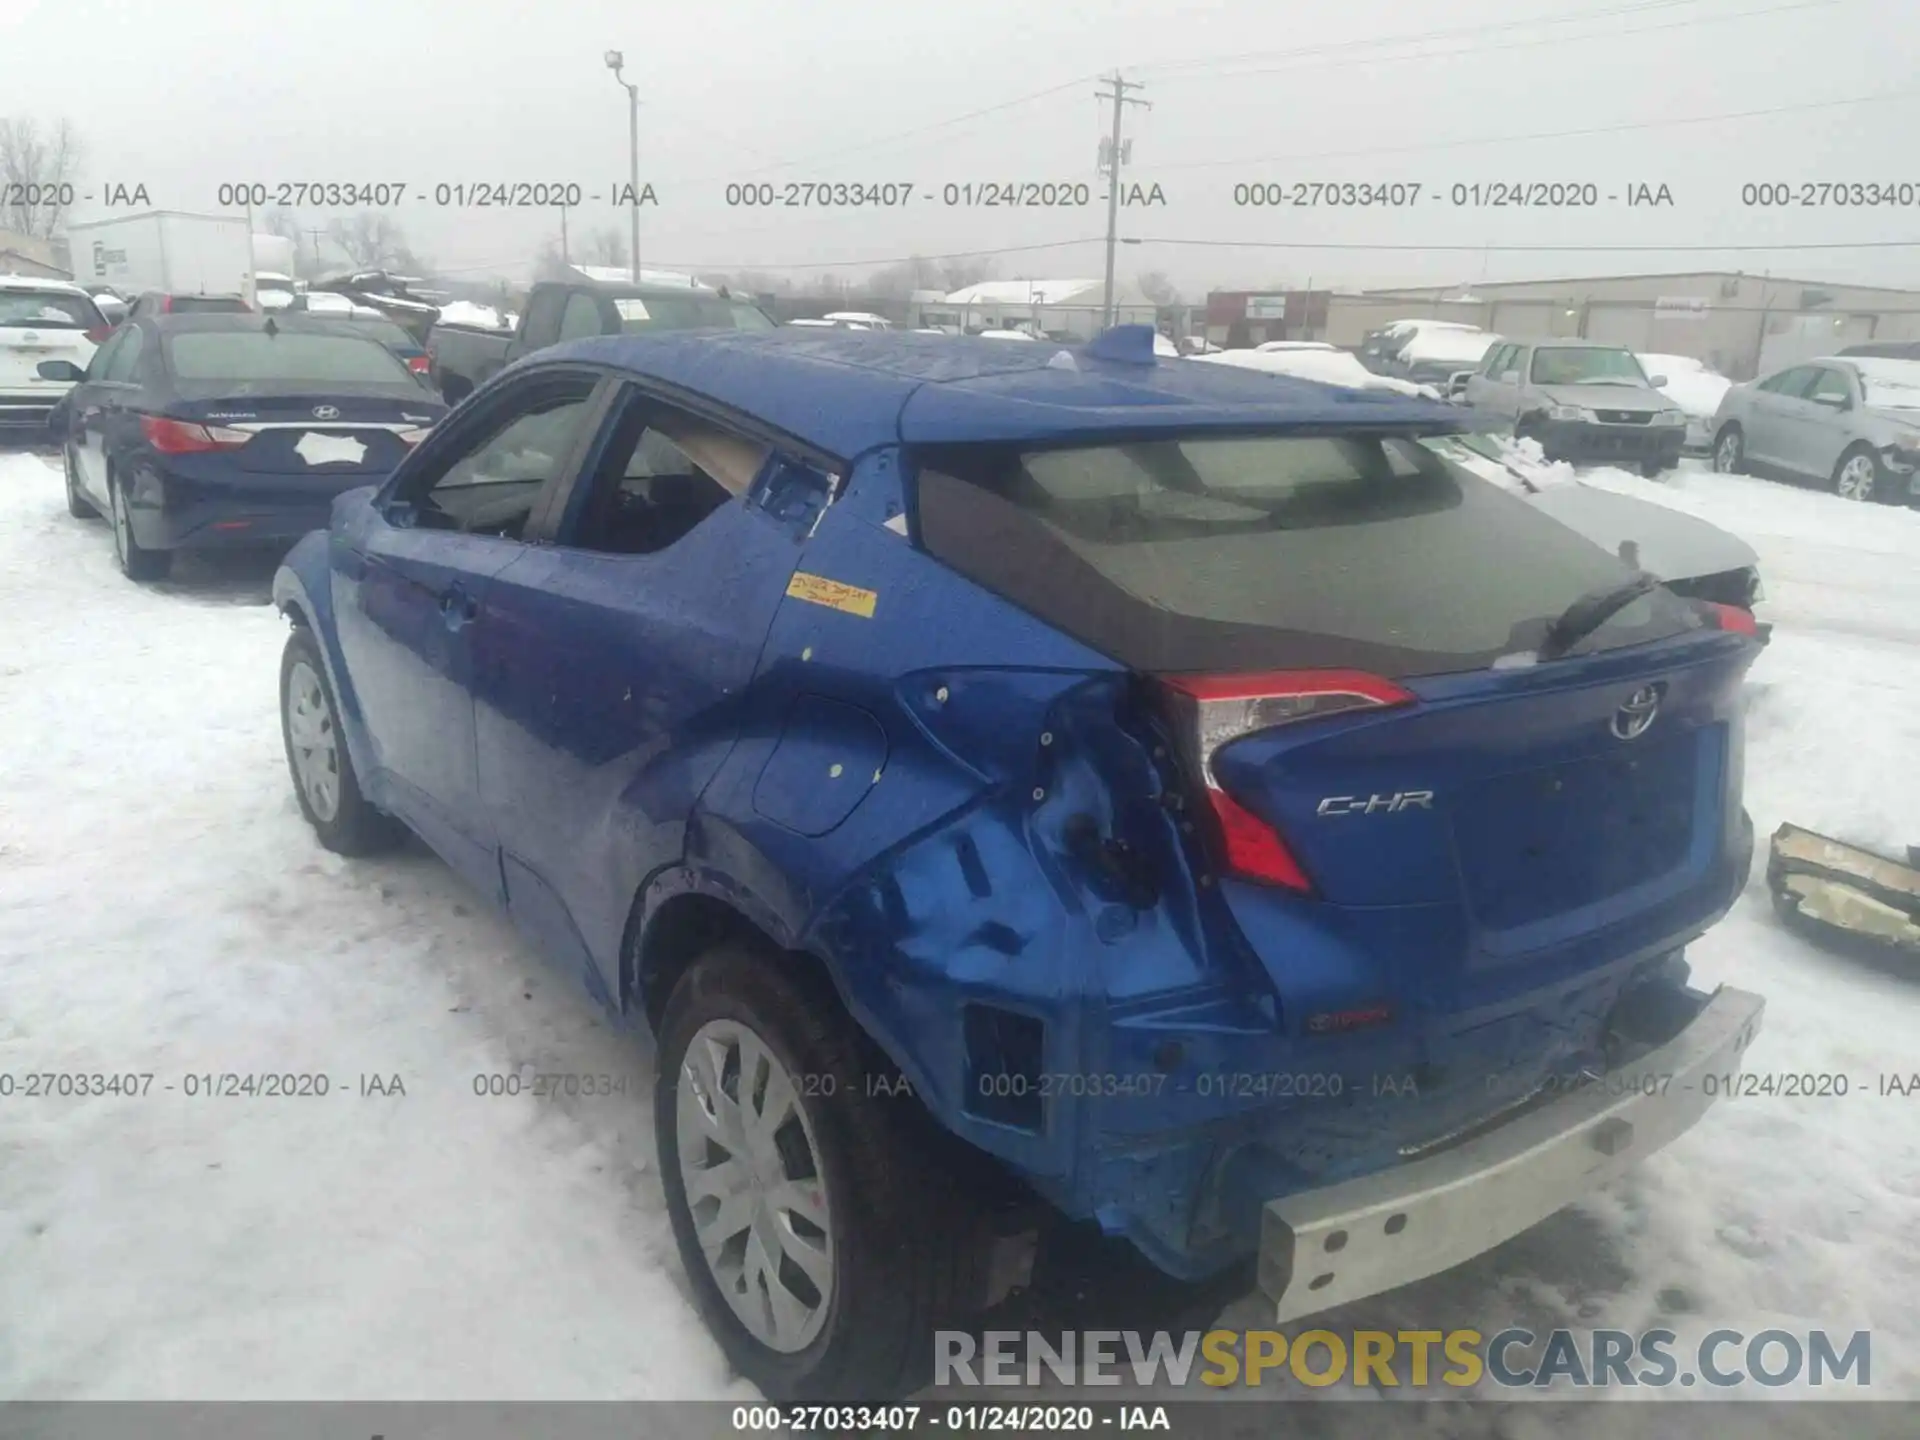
left=45, top=312, right=446, bottom=581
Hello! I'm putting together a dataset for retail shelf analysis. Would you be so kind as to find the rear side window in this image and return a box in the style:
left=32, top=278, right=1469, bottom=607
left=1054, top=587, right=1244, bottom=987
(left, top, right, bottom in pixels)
left=0, top=290, right=101, bottom=328
left=614, top=293, right=746, bottom=332
left=913, top=433, right=1701, bottom=678
left=164, top=332, right=414, bottom=384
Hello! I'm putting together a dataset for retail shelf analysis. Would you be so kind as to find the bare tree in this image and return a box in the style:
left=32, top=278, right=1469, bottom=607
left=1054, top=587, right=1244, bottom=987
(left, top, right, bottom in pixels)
left=936, top=255, right=996, bottom=292
left=580, top=228, right=627, bottom=268
left=1136, top=270, right=1182, bottom=307
left=324, top=212, right=415, bottom=272
left=0, top=117, right=83, bottom=238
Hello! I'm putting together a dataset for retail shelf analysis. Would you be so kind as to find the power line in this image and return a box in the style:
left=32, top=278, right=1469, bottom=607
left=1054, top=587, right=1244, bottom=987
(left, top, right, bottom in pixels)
left=427, top=236, right=1110, bottom=277
left=1127, top=0, right=1720, bottom=74
left=1144, top=0, right=1840, bottom=84
left=1150, top=86, right=1920, bottom=171
left=1127, top=236, right=1920, bottom=251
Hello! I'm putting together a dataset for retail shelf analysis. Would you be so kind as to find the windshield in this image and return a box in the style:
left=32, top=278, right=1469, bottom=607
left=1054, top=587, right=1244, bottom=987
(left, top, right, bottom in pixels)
left=729, top=301, right=776, bottom=331
left=164, top=331, right=415, bottom=384
left=1848, top=358, right=1920, bottom=410
left=0, top=291, right=100, bottom=328
left=1531, top=347, right=1650, bottom=385
left=913, top=433, right=1698, bottom=677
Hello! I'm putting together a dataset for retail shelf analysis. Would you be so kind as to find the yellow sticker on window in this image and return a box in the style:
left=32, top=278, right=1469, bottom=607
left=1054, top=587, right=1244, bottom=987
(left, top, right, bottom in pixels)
left=786, top=572, right=877, bottom=619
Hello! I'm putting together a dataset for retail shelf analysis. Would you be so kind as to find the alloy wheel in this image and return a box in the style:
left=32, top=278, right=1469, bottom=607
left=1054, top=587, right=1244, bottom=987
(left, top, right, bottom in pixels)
left=675, top=1017, right=835, bottom=1354
left=1714, top=432, right=1741, bottom=473
left=1836, top=454, right=1877, bottom=502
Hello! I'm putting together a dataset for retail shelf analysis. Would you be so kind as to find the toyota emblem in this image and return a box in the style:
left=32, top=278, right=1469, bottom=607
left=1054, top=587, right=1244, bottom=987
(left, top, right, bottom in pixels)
left=1610, top=684, right=1663, bottom=740
left=312, top=405, right=340, bottom=420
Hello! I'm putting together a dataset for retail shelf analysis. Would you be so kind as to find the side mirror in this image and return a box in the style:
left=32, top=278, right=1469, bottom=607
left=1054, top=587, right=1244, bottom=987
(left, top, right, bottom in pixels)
left=37, top=359, right=86, bottom=382
left=1647, top=374, right=1669, bottom=388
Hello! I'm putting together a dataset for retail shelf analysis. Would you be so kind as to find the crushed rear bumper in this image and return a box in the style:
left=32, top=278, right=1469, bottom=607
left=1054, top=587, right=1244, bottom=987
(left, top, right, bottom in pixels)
left=1257, top=983, right=1764, bottom=1321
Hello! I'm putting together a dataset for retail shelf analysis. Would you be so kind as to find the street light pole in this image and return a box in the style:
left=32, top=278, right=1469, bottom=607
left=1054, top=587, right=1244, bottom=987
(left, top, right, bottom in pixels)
left=605, top=51, right=641, bottom=283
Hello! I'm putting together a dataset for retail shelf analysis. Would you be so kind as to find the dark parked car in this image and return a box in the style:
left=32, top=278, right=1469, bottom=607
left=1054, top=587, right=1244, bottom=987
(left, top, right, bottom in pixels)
left=273, top=324, right=1764, bottom=1400
left=1836, top=340, right=1920, bottom=361
left=126, top=291, right=254, bottom=321
left=426, top=279, right=773, bottom=402
left=43, top=312, right=446, bottom=580
left=289, top=303, right=436, bottom=382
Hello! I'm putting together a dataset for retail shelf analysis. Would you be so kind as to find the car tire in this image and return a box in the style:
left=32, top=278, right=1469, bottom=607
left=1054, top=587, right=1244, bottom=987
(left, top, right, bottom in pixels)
left=279, top=626, right=404, bottom=855
left=1639, top=459, right=1671, bottom=479
left=656, top=942, right=983, bottom=1402
left=1711, top=425, right=1746, bottom=475
left=63, top=445, right=97, bottom=519
left=1832, top=445, right=1894, bottom=504
left=108, top=474, right=170, bottom=581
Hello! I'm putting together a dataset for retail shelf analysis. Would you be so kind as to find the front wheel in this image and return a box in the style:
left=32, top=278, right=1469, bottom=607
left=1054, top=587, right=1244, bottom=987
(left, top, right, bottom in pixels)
left=656, top=944, right=983, bottom=1401
left=279, top=627, right=403, bottom=855
left=1640, top=459, right=1671, bottom=479
left=1833, top=446, right=1892, bottom=504
left=1712, top=425, right=1746, bottom=475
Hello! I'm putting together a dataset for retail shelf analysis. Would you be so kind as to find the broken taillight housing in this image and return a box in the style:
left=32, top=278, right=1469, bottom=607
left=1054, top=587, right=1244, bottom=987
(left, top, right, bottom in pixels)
left=1702, top=601, right=1759, bottom=636
left=1155, top=670, right=1415, bottom=893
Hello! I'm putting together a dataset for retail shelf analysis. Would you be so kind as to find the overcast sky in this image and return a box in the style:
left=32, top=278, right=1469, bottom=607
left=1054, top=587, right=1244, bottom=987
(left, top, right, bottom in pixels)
left=6, top=0, right=1918, bottom=294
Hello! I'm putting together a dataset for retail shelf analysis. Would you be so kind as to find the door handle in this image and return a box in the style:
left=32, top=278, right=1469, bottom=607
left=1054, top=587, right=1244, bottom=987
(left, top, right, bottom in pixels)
left=440, top=586, right=480, bottom=622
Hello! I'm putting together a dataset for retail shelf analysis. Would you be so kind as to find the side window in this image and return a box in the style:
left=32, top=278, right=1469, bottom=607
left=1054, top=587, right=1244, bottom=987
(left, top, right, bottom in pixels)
left=407, top=379, right=601, bottom=539
left=558, top=392, right=772, bottom=556
left=1758, top=367, right=1809, bottom=395
left=520, top=287, right=568, bottom=345
left=103, top=327, right=144, bottom=382
left=87, top=328, right=127, bottom=379
left=1482, top=344, right=1513, bottom=377
left=557, top=292, right=602, bottom=342
left=1804, top=367, right=1850, bottom=405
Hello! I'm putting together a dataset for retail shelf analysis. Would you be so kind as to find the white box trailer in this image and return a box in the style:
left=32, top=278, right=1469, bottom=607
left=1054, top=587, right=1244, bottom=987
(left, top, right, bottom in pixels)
left=63, top=211, right=255, bottom=305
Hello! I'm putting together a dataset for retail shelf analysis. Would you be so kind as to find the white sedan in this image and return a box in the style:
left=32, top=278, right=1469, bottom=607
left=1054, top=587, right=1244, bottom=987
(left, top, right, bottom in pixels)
left=0, top=276, right=109, bottom=432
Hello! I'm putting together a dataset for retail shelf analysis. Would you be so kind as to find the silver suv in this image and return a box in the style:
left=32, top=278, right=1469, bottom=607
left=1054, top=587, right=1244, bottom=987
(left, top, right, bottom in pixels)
left=1462, top=338, right=1688, bottom=476
left=1708, top=355, right=1920, bottom=505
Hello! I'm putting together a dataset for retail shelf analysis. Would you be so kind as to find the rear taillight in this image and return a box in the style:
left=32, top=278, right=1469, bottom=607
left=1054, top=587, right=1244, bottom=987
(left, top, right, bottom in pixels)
left=1156, top=670, right=1415, bottom=892
left=160, top=295, right=174, bottom=313
left=140, top=416, right=250, bottom=454
left=85, top=325, right=111, bottom=343
left=1703, top=602, right=1758, bottom=636
left=406, top=354, right=431, bottom=374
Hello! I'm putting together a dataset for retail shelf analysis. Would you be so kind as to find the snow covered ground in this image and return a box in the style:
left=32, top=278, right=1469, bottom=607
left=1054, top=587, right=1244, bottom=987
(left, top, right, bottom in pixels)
left=1, top=447, right=1916, bottom=1421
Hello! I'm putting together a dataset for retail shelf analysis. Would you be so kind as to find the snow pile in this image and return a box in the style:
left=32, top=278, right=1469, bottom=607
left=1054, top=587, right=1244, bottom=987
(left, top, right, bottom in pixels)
left=1397, top=327, right=1497, bottom=365
left=1638, top=353, right=1733, bottom=420
left=434, top=300, right=511, bottom=331
left=1196, top=346, right=1437, bottom=397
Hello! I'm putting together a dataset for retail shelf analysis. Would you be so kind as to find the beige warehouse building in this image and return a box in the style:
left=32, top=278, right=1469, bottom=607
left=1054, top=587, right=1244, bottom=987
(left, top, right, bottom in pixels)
left=1322, top=271, right=1920, bottom=379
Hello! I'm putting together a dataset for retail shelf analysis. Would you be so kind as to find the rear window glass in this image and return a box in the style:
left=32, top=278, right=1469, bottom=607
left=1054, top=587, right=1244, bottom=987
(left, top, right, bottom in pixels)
left=913, top=434, right=1701, bottom=677
left=614, top=293, right=756, bottom=332
left=164, top=296, right=252, bottom=314
left=164, top=332, right=414, bottom=384
left=0, top=291, right=100, bottom=328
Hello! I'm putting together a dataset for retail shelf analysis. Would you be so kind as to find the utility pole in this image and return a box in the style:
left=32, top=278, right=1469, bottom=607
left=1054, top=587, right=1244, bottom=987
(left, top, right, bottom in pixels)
left=559, top=204, right=571, bottom=267
left=605, top=50, right=642, bottom=282
left=1095, top=74, right=1149, bottom=328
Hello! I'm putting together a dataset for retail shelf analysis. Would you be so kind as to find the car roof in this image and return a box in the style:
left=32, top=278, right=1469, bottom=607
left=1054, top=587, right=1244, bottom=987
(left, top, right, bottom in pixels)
left=142, top=312, right=370, bottom=334
left=535, top=327, right=1463, bottom=458
left=0, top=273, right=89, bottom=295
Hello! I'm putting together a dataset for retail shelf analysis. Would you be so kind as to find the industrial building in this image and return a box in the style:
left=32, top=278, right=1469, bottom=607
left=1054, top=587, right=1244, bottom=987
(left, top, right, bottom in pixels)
left=1322, top=271, right=1920, bottom=379
left=918, top=278, right=1156, bottom=339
